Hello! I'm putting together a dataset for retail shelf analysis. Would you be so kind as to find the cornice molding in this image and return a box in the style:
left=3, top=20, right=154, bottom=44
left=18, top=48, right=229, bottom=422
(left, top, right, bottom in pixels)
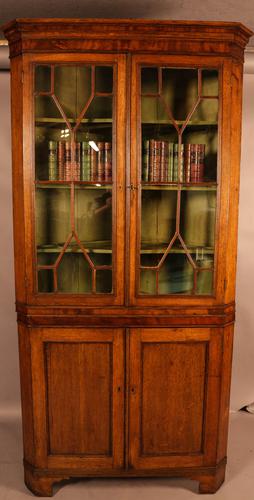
left=1, top=28, right=254, bottom=71
left=1, top=19, right=253, bottom=62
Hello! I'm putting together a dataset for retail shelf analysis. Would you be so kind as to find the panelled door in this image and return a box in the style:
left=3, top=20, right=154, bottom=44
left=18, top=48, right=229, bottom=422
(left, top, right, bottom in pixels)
left=128, top=328, right=222, bottom=469
left=29, top=327, right=125, bottom=470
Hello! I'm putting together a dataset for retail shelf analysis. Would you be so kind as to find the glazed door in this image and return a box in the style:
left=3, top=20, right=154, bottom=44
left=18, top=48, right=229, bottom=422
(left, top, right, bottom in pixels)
left=25, top=53, right=126, bottom=305
left=128, top=328, right=222, bottom=469
left=129, top=55, right=223, bottom=306
left=29, top=327, right=124, bottom=470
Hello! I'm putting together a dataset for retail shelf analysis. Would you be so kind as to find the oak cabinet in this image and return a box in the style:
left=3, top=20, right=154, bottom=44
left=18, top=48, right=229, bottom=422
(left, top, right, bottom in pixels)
left=2, top=18, right=252, bottom=495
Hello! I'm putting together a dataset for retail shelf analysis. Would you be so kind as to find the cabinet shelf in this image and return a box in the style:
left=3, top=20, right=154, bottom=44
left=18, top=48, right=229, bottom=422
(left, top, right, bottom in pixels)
left=37, top=242, right=214, bottom=256
left=142, top=182, right=217, bottom=191
left=36, top=117, right=112, bottom=125
left=37, top=241, right=112, bottom=254
left=141, top=243, right=214, bottom=254
left=35, top=181, right=112, bottom=189
left=142, top=120, right=217, bottom=127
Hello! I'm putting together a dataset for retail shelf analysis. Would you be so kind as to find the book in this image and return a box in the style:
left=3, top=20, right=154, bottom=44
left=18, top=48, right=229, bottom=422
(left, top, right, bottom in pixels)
left=184, top=143, right=192, bottom=182
left=168, top=143, right=174, bottom=182
left=90, top=147, right=98, bottom=182
left=142, top=140, right=149, bottom=182
left=81, top=141, right=90, bottom=181
left=48, top=141, right=57, bottom=181
left=73, top=142, right=81, bottom=181
left=142, top=139, right=206, bottom=184
left=57, top=141, right=65, bottom=181
left=97, top=142, right=105, bottom=182
left=190, top=144, right=205, bottom=182
left=104, top=142, right=112, bottom=182
left=49, top=139, right=113, bottom=182
left=64, top=142, right=72, bottom=181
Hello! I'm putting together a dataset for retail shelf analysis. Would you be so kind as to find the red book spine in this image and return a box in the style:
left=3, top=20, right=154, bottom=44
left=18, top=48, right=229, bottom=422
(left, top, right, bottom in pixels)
left=190, top=144, right=205, bottom=182
left=64, top=142, right=72, bottom=181
left=104, top=142, right=112, bottom=182
left=190, top=144, right=198, bottom=183
left=148, top=139, right=154, bottom=182
left=97, top=142, right=105, bottom=182
left=197, top=144, right=205, bottom=181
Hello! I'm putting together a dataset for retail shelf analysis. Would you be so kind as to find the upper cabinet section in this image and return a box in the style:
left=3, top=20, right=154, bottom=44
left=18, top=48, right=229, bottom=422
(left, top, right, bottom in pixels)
left=2, top=19, right=252, bottom=308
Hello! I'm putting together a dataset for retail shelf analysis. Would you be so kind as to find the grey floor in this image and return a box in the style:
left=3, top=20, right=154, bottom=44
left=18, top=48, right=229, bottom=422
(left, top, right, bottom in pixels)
left=0, top=411, right=253, bottom=499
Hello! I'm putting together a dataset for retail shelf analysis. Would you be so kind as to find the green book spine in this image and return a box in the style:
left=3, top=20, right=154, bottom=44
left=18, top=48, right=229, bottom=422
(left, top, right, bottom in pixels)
left=48, top=141, right=58, bottom=180
left=142, top=140, right=149, bottom=182
left=81, top=141, right=90, bottom=181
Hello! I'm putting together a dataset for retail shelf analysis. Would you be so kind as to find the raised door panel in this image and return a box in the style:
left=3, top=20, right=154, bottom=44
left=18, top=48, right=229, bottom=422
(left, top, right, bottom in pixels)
left=29, top=327, right=124, bottom=470
left=128, top=328, right=222, bottom=469
left=46, top=342, right=112, bottom=455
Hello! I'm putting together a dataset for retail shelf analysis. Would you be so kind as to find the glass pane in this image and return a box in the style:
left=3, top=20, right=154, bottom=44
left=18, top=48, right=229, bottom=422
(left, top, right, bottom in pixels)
left=197, top=268, right=213, bottom=294
left=86, top=96, right=112, bottom=120
left=54, top=65, right=92, bottom=121
left=141, top=67, right=159, bottom=94
left=160, top=68, right=198, bottom=122
left=158, top=252, right=194, bottom=295
left=57, top=253, right=92, bottom=293
left=141, top=189, right=177, bottom=247
left=95, top=66, right=113, bottom=93
left=139, top=65, right=219, bottom=296
left=75, top=185, right=112, bottom=260
left=35, top=65, right=51, bottom=93
left=35, top=186, right=71, bottom=247
left=34, top=63, right=114, bottom=295
left=180, top=189, right=216, bottom=249
left=96, top=270, right=112, bottom=293
left=38, top=269, right=54, bottom=293
left=201, top=70, right=219, bottom=96
left=140, top=268, right=157, bottom=295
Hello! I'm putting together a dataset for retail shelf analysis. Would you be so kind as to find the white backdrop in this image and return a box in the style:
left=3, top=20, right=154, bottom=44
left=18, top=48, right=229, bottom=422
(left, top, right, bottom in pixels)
left=0, top=50, right=254, bottom=414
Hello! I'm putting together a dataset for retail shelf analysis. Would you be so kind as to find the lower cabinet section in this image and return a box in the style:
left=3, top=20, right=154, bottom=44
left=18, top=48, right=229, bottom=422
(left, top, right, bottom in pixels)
left=19, top=324, right=229, bottom=495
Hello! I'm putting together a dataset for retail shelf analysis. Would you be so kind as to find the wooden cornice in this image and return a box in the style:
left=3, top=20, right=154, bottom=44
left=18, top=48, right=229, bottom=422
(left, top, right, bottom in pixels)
left=1, top=18, right=253, bottom=61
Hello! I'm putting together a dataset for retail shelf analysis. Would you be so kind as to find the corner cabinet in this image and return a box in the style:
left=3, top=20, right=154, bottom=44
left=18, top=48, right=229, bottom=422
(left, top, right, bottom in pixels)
left=3, top=19, right=252, bottom=496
